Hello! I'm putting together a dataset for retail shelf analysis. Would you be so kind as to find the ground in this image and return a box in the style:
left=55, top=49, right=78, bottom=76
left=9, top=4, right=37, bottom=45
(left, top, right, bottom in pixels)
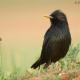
left=18, top=43, right=80, bottom=80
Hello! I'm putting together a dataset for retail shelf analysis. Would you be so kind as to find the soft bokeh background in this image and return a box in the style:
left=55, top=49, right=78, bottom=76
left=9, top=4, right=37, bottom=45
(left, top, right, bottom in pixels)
left=0, top=0, right=80, bottom=74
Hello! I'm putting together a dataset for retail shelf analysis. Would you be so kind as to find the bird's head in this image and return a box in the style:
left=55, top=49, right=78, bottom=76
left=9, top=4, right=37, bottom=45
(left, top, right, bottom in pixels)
left=44, top=10, right=67, bottom=24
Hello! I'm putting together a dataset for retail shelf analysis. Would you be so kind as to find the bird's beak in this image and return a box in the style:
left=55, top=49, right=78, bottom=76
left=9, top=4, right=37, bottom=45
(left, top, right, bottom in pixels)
left=44, top=16, right=53, bottom=19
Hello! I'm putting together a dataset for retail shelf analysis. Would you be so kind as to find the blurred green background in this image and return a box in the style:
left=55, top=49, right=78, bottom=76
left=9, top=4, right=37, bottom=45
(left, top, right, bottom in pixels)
left=0, top=0, right=80, bottom=76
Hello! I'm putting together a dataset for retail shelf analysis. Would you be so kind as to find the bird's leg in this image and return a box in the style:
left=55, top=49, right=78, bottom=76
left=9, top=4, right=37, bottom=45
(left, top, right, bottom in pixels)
left=44, top=63, right=49, bottom=69
left=44, top=60, right=51, bottom=69
left=38, top=65, right=40, bottom=70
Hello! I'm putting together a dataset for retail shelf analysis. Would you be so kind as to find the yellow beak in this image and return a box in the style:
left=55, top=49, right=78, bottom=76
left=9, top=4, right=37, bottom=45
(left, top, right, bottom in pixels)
left=44, top=16, right=53, bottom=19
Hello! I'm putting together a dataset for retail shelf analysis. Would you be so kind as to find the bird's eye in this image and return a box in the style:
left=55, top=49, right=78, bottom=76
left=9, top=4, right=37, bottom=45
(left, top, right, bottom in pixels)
left=57, top=15, right=65, bottom=21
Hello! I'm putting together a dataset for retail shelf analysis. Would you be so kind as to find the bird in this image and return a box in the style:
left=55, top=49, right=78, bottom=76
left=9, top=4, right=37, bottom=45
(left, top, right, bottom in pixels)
left=31, top=10, right=71, bottom=69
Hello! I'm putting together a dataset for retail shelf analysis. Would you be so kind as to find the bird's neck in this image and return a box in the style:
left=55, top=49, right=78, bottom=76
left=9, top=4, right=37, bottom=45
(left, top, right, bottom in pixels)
left=51, top=21, right=68, bottom=28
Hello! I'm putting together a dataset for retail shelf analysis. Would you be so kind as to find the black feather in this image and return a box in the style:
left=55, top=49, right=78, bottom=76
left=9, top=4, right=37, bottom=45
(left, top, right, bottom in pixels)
left=31, top=10, right=71, bottom=69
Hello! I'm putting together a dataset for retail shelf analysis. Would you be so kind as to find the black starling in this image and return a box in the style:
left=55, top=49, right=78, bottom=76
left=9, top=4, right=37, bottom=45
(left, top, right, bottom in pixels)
left=31, top=10, right=71, bottom=69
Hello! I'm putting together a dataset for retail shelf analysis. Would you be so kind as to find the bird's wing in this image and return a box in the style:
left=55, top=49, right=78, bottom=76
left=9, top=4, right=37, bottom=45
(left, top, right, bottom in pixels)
left=40, top=31, right=64, bottom=63
left=40, top=35, right=57, bottom=60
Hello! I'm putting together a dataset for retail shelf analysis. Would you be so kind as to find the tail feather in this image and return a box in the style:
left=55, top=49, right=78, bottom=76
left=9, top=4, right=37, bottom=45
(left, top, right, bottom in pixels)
left=31, top=59, right=41, bottom=69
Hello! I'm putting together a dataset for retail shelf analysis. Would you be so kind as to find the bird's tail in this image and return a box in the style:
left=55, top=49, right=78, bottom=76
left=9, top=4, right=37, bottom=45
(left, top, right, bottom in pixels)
left=31, top=59, right=42, bottom=69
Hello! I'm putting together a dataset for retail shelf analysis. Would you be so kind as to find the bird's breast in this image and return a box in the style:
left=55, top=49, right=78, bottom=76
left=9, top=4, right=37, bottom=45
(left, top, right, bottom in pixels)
left=49, top=26, right=71, bottom=43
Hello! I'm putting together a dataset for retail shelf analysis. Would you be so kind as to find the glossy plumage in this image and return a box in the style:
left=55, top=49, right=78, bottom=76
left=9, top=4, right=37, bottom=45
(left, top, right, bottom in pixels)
left=31, top=10, right=71, bottom=69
